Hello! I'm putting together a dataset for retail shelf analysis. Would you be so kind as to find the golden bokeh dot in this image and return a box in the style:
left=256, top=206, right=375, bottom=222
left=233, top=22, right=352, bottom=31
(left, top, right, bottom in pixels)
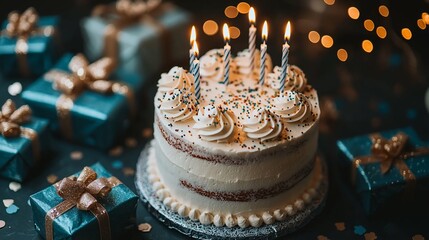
left=401, top=28, right=412, bottom=40
left=417, top=19, right=426, bottom=30
left=337, top=49, right=348, bottom=62
left=237, top=2, right=251, bottom=14
left=378, top=5, right=389, bottom=17
left=321, top=35, right=334, bottom=48
left=348, top=7, right=360, bottom=20
left=308, top=31, right=321, bottom=43
left=225, top=6, right=238, bottom=19
left=364, top=19, right=375, bottom=31
left=203, top=20, right=219, bottom=36
left=229, top=26, right=240, bottom=39
left=376, top=26, right=387, bottom=39
left=323, top=0, right=335, bottom=6
left=362, top=40, right=373, bottom=53
left=422, top=12, right=429, bottom=25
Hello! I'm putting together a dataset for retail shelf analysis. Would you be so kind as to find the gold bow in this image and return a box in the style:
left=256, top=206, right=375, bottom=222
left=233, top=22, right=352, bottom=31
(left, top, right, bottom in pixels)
left=0, top=99, right=32, bottom=138
left=354, top=132, right=429, bottom=182
left=45, top=166, right=121, bottom=240
left=6, top=8, right=38, bottom=37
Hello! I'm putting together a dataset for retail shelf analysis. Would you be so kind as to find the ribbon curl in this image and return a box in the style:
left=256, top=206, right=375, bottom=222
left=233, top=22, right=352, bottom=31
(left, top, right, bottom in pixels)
left=45, top=166, right=121, bottom=240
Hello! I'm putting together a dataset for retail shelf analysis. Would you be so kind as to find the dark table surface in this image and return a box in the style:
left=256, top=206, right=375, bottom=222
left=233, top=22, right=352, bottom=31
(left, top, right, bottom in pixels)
left=1, top=0, right=429, bottom=239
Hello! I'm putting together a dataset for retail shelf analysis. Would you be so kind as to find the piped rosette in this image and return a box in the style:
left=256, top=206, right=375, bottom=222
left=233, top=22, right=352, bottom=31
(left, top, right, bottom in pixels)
left=234, top=49, right=273, bottom=77
left=192, top=105, right=235, bottom=142
left=271, top=91, right=313, bottom=123
left=242, top=108, right=283, bottom=142
left=267, top=65, right=307, bottom=92
left=200, top=49, right=225, bottom=81
left=157, top=66, right=194, bottom=93
left=158, top=89, right=196, bottom=122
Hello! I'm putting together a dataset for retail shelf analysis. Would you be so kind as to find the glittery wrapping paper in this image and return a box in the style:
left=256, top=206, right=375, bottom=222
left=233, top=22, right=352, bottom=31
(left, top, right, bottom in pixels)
left=337, top=127, right=429, bottom=215
left=21, top=53, right=143, bottom=150
left=81, top=3, right=190, bottom=78
left=29, top=162, right=138, bottom=240
left=0, top=16, right=58, bottom=78
left=0, top=117, right=50, bottom=182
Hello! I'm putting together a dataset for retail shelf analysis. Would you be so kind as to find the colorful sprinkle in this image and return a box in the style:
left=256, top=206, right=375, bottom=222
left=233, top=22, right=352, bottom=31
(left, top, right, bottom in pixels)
left=335, top=222, right=345, bottom=231
left=138, top=223, right=152, bottom=232
left=2, top=199, right=14, bottom=208
left=354, top=225, right=367, bottom=236
left=6, top=204, right=19, bottom=214
left=112, top=160, right=123, bottom=169
left=9, top=182, right=21, bottom=192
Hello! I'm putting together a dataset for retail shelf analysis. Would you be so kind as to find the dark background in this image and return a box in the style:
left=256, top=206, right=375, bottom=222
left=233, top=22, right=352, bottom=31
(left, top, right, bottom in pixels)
left=1, top=0, right=429, bottom=239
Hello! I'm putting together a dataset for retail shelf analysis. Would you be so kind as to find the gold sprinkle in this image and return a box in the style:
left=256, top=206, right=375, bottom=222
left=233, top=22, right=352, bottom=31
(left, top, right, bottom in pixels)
left=378, top=5, right=389, bottom=17
left=47, top=174, right=58, bottom=184
left=138, top=223, right=152, bottom=232
left=364, top=232, right=378, bottom=240
left=225, top=6, right=238, bottom=19
left=109, top=146, right=123, bottom=156
left=376, top=26, right=387, bottom=39
left=323, top=0, right=335, bottom=6
left=308, top=31, right=320, bottom=43
left=125, top=138, right=138, bottom=148
left=142, top=128, right=153, bottom=138
left=364, top=19, right=375, bottom=31
left=237, top=2, right=251, bottom=14
left=417, top=19, right=426, bottom=30
left=362, top=40, right=373, bottom=53
left=123, top=167, right=135, bottom=176
left=348, top=7, right=360, bottom=20
left=401, top=28, right=412, bottom=40
left=321, top=35, right=334, bottom=48
left=203, top=20, right=218, bottom=36
left=412, top=234, right=425, bottom=240
left=337, top=49, right=348, bottom=62
left=335, top=222, right=346, bottom=231
left=70, top=151, right=83, bottom=160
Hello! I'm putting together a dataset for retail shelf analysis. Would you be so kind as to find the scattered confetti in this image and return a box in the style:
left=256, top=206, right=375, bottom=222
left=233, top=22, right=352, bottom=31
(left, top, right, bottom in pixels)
left=335, top=222, right=345, bottom=231
left=70, top=151, right=83, bottom=160
left=364, top=232, right=377, bottom=240
left=6, top=204, right=19, bottom=214
left=47, top=174, right=58, bottom=184
left=8, top=82, right=22, bottom=96
left=125, top=138, right=138, bottom=148
left=112, top=160, right=123, bottom=169
left=109, top=146, right=123, bottom=156
left=9, top=182, right=21, bottom=192
left=142, top=128, right=153, bottom=138
left=412, top=235, right=425, bottom=240
left=3, top=199, right=14, bottom=208
left=123, top=167, right=135, bottom=176
left=0, top=220, right=5, bottom=229
left=317, top=235, right=330, bottom=240
left=354, top=225, right=367, bottom=236
left=138, top=223, right=152, bottom=232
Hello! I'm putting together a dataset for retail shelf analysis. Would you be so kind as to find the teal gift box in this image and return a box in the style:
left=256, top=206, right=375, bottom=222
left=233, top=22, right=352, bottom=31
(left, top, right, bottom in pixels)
left=22, top=53, right=142, bottom=150
left=0, top=100, right=50, bottom=182
left=0, top=8, right=58, bottom=78
left=81, top=2, right=191, bottom=80
left=337, top=127, right=429, bottom=214
left=30, top=163, right=138, bottom=240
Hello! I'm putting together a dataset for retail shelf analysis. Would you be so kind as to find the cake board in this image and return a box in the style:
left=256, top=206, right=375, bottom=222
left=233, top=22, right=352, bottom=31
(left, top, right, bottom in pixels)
left=135, top=141, right=329, bottom=240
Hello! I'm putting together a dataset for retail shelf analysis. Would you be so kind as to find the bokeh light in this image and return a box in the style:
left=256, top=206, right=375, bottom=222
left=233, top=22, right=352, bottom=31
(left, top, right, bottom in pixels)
left=378, top=5, right=389, bottom=17
left=323, top=0, right=335, bottom=6
left=203, top=20, right=219, bottom=36
left=321, top=35, right=334, bottom=48
left=422, top=12, right=429, bottom=25
left=376, top=26, right=387, bottom=39
left=237, top=2, right=251, bottom=14
left=337, top=49, right=348, bottom=62
left=364, top=19, right=375, bottom=31
left=401, top=28, right=412, bottom=40
left=348, top=7, right=360, bottom=20
left=229, top=26, right=240, bottom=39
left=417, top=19, right=426, bottom=30
left=308, top=31, right=320, bottom=43
left=362, top=40, right=373, bottom=53
left=225, top=6, right=238, bottom=19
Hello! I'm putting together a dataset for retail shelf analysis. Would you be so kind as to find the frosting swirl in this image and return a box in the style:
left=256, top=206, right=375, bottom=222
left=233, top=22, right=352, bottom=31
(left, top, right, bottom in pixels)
left=200, top=49, right=224, bottom=81
left=271, top=91, right=313, bottom=123
left=234, top=49, right=273, bottom=76
left=159, top=89, right=196, bottom=122
left=193, top=105, right=235, bottom=142
left=158, top=66, right=194, bottom=93
left=267, top=65, right=307, bottom=92
left=242, top=108, right=282, bottom=142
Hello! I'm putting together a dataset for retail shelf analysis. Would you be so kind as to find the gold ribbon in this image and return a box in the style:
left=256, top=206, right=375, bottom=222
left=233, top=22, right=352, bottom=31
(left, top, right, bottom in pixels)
left=45, top=166, right=122, bottom=240
left=44, top=54, right=135, bottom=140
left=0, top=99, right=40, bottom=161
left=353, top=132, right=429, bottom=182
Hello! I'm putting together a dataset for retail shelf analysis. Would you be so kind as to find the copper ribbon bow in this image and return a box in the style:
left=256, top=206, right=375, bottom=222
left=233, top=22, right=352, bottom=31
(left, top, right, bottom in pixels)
left=353, top=132, right=429, bottom=182
left=44, top=54, right=135, bottom=139
left=45, top=166, right=121, bottom=240
left=0, top=99, right=40, bottom=160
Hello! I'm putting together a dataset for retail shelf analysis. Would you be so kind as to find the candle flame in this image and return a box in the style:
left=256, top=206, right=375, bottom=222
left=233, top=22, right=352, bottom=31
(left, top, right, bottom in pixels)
left=285, top=21, right=291, bottom=42
left=193, top=41, right=199, bottom=57
left=190, top=26, right=196, bottom=46
left=262, top=21, right=268, bottom=41
left=223, top=23, right=230, bottom=42
left=249, top=7, right=255, bottom=24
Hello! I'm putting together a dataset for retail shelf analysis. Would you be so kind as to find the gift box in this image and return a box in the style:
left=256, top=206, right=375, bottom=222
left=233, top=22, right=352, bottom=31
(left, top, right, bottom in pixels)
left=0, top=99, right=50, bottom=182
left=81, top=1, right=191, bottom=80
left=22, top=53, right=142, bottom=150
left=337, top=127, right=429, bottom=214
left=30, top=163, right=138, bottom=240
left=0, top=8, right=58, bottom=78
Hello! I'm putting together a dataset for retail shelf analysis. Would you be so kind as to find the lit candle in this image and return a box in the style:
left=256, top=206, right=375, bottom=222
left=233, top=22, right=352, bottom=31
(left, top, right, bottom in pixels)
left=223, top=23, right=231, bottom=85
left=259, top=21, right=268, bottom=86
left=191, top=41, right=200, bottom=100
left=189, top=26, right=196, bottom=70
left=248, top=7, right=256, bottom=75
left=280, top=21, right=291, bottom=93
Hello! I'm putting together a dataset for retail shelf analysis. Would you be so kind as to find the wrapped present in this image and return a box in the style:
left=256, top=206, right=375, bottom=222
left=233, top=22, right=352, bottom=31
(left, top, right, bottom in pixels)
left=22, top=53, right=142, bottom=150
left=0, top=8, right=58, bottom=78
left=30, top=163, right=138, bottom=240
left=0, top=99, right=49, bottom=182
left=81, top=0, right=191, bottom=80
left=337, top=127, right=429, bottom=214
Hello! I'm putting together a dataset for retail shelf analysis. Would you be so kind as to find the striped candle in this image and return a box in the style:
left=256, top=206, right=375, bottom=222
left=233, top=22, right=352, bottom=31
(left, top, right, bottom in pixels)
left=280, top=22, right=291, bottom=93
left=191, top=41, right=200, bottom=100
left=259, top=21, right=268, bottom=86
left=223, top=23, right=231, bottom=85
left=248, top=7, right=256, bottom=75
left=189, top=26, right=196, bottom=70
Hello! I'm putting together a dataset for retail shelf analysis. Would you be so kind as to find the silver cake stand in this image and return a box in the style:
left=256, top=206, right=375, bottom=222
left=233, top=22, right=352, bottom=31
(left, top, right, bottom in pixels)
left=135, top=141, right=329, bottom=240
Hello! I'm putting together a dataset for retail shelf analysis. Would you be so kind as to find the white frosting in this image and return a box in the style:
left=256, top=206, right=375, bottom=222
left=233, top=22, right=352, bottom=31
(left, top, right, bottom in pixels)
left=234, top=49, right=273, bottom=76
left=192, top=105, right=235, bottom=142
left=242, top=108, right=282, bottom=142
left=157, top=66, right=194, bottom=93
left=271, top=91, right=313, bottom=123
left=267, top=65, right=307, bottom=92
left=158, top=89, right=195, bottom=122
left=200, top=49, right=225, bottom=81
